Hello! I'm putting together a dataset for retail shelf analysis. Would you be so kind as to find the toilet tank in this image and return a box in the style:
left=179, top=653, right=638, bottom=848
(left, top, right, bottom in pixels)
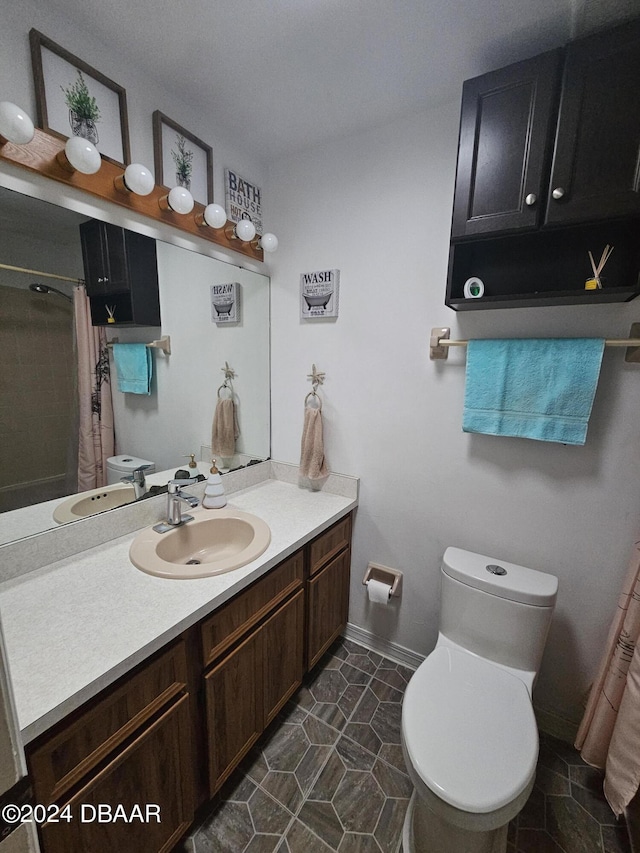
left=439, top=547, right=558, bottom=675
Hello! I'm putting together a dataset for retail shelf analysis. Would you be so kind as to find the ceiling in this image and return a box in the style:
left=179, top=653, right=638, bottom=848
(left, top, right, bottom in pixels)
left=40, top=0, right=640, bottom=165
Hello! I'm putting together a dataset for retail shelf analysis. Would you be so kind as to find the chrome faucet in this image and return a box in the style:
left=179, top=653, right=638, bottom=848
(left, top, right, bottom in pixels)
left=121, top=464, right=151, bottom=499
left=153, top=479, right=199, bottom=533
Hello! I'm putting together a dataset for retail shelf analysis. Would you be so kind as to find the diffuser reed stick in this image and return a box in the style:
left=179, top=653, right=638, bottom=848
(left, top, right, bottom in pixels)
left=586, top=245, right=614, bottom=289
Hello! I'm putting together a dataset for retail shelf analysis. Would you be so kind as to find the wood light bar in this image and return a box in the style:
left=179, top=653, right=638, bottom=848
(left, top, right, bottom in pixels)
left=0, top=128, right=263, bottom=262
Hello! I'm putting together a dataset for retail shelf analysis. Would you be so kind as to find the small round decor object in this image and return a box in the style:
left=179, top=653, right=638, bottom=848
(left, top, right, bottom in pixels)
left=463, top=277, right=484, bottom=299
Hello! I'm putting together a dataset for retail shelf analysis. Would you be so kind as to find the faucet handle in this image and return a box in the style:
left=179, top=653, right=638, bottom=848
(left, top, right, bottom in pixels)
left=168, top=478, right=197, bottom=493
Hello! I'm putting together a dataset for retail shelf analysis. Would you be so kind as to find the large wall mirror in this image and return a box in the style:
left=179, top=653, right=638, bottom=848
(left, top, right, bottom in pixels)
left=0, top=184, right=270, bottom=546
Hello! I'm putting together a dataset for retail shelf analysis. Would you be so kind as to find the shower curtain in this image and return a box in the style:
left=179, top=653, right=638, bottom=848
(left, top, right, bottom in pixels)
left=74, top=286, right=114, bottom=491
left=575, top=539, right=640, bottom=816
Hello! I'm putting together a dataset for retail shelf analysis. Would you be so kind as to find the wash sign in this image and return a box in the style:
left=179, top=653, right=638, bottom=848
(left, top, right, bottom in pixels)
left=224, top=169, right=263, bottom=234
left=300, top=269, right=340, bottom=319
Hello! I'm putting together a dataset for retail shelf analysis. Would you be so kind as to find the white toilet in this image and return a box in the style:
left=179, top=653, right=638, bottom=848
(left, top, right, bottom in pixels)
left=401, top=547, right=558, bottom=853
left=106, top=454, right=156, bottom=485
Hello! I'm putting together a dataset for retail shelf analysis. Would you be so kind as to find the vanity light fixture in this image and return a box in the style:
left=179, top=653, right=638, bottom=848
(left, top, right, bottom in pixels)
left=159, top=186, right=194, bottom=215
left=0, top=101, right=35, bottom=145
left=56, top=136, right=102, bottom=174
left=114, top=162, right=155, bottom=196
left=195, top=203, right=227, bottom=229
left=226, top=218, right=257, bottom=242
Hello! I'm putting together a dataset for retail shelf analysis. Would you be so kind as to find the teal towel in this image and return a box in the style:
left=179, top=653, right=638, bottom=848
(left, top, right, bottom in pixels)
left=112, top=343, right=153, bottom=395
left=463, top=338, right=605, bottom=445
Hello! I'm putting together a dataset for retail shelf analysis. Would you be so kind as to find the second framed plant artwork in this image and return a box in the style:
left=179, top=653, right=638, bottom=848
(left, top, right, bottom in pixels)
left=29, top=29, right=131, bottom=167
left=152, top=111, right=213, bottom=206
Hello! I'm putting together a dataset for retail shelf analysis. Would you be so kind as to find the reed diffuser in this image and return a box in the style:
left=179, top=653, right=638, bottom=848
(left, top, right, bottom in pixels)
left=585, top=245, right=614, bottom=290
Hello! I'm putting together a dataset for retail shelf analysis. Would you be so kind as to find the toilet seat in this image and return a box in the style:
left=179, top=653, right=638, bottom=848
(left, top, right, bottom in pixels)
left=402, top=646, right=538, bottom=815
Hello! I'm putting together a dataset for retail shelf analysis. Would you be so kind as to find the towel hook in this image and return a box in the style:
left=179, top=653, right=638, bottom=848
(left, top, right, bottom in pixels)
left=217, top=361, right=236, bottom=398
left=305, top=363, right=325, bottom=409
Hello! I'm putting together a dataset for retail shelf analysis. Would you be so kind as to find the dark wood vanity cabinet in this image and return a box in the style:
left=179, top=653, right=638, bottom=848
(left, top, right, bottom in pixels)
left=201, top=551, right=306, bottom=794
left=306, top=515, right=352, bottom=669
left=79, top=219, right=161, bottom=326
left=28, top=642, right=195, bottom=853
left=27, top=514, right=352, bottom=852
left=447, top=18, right=640, bottom=309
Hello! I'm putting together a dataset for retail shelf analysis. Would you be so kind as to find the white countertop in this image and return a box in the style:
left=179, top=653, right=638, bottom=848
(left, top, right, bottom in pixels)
left=0, top=478, right=357, bottom=744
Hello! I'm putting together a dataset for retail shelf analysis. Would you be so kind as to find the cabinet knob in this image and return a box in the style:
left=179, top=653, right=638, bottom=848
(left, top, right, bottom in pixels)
left=525, top=193, right=537, bottom=206
left=97, top=277, right=104, bottom=283
left=552, top=187, right=565, bottom=200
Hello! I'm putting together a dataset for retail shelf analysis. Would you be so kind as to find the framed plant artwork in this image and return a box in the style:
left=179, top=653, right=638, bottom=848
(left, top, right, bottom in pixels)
left=152, top=111, right=213, bottom=206
left=29, top=29, right=131, bottom=167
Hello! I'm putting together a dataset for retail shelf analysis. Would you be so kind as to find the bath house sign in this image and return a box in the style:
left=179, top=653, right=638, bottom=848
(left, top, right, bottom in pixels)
left=300, top=269, right=340, bottom=319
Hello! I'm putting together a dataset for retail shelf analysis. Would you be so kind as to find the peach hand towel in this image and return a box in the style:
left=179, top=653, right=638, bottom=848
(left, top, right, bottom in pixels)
left=212, top=397, right=239, bottom=458
left=300, top=406, right=328, bottom=480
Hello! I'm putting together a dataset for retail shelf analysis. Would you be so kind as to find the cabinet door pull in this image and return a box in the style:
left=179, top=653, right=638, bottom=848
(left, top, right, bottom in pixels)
left=525, top=193, right=537, bottom=206
left=551, top=187, right=565, bottom=200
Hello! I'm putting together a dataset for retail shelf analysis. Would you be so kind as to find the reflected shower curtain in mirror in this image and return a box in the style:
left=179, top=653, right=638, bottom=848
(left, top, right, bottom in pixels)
left=575, top=539, right=640, bottom=815
left=73, top=285, right=114, bottom=491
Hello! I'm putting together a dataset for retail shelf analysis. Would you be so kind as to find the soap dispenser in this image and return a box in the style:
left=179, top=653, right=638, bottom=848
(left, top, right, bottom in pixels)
left=202, top=459, right=227, bottom=509
left=184, top=453, right=199, bottom=476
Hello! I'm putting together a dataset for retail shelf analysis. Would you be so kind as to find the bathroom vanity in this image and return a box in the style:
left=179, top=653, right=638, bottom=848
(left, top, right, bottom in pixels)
left=0, top=466, right=357, bottom=853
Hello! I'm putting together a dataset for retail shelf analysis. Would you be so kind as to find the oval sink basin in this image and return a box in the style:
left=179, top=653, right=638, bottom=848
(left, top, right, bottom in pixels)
left=129, top=508, right=271, bottom=579
left=53, top=483, right=137, bottom=523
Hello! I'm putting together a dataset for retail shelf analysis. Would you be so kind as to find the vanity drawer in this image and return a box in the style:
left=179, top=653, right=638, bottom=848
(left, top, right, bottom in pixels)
left=308, top=514, right=352, bottom=577
left=201, top=550, right=304, bottom=666
left=28, top=640, right=188, bottom=804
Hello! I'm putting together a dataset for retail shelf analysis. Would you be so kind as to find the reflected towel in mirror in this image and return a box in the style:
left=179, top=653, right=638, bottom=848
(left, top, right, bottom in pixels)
left=112, top=343, right=153, bottom=395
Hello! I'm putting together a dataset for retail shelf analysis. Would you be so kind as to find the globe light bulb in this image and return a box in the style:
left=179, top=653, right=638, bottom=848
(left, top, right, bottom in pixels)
left=235, top=219, right=256, bottom=241
left=165, top=186, right=194, bottom=214
left=260, top=233, right=278, bottom=253
left=0, top=101, right=35, bottom=145
left=202, top=203, right=227, bottom=229
left=122, top=163, right=155, bottom=196
left=60, top=136, right=102, bottom=174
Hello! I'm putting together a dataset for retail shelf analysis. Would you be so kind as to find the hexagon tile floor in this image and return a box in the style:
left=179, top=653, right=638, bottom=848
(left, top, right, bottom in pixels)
left=181, top=638, right=632, bottom=853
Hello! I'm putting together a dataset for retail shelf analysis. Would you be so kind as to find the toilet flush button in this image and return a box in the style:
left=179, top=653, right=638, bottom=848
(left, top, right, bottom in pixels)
left=486, top=564, right=507, bottom=576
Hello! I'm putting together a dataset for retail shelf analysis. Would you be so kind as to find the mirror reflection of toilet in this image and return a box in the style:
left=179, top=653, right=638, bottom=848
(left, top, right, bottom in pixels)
left=401, top=547, right=558, bottom=853
left=106, top=455, right=156, bottom=485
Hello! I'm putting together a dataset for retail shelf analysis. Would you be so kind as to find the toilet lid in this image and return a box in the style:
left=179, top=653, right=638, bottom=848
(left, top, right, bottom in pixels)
left=402, top=647, right=538, bottom=814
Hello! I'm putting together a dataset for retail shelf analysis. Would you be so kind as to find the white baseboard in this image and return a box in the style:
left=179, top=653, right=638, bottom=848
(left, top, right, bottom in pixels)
left=343, top=623, right=425, bottom=670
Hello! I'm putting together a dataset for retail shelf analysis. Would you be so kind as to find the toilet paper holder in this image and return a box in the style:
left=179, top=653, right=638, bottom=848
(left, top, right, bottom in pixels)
left=362, top=562, right=403, bottom=598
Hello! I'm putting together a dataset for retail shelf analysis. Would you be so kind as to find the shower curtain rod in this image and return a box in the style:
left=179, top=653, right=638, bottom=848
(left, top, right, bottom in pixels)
left=0, top=261, right=83, bottom=285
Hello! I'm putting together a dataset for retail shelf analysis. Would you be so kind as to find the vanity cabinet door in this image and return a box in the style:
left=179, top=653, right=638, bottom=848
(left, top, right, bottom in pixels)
left=262, top=589, right=305, bottom=727
left=307, top=549, right=351, bottom=670
left=205, top=627, right=263, bottom=795
left=39, top=694, right=194, bottom=853
left=545, top=19, right=640, bottom=225
left=451, top=49, right=561, bottom=239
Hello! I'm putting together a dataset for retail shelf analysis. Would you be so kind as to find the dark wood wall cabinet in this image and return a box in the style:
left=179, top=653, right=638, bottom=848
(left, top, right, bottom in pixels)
left=26, top=514, right=352, bottom=853
left=447, top=18, right=640, bottom=310
left=80, top=219, right=161, bottom=326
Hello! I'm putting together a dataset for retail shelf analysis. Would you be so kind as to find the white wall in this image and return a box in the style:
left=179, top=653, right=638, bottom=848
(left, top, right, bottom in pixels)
left=266, top=104, right=640, bottom=727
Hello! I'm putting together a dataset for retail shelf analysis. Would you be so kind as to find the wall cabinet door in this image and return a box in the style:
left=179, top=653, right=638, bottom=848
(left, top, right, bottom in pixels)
left=40, top=695, right=194, bottom=853
left=307, top=549, right=351, bottom=670
left=545, top=19, right=640, bottom=225
left=205, top=628, right=263, bottom=795
left=262, top=589, right=305, bottom=727
left=451, top=50, right=561, bottom=239
left=80, top=220, right=128, bottom=296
